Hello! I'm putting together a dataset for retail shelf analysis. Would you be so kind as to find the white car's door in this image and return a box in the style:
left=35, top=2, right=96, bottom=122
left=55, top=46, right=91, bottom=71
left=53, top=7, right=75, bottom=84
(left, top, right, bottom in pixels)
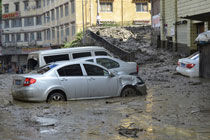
left=57, top=64, right=88, bottom=99
left=83, top=64, right=118, bottom=97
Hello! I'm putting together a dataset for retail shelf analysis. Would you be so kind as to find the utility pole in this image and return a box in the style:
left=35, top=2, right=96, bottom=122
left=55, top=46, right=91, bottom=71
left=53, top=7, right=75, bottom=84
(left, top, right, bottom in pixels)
left=82, top=0, right=85, bottom=45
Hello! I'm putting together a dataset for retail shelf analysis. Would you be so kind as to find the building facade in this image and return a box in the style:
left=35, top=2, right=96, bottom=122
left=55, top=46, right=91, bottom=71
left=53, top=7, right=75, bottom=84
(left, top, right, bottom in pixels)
left=1, top=0, right=151, bottom=72
left=158, top=0, right=210, bottom=55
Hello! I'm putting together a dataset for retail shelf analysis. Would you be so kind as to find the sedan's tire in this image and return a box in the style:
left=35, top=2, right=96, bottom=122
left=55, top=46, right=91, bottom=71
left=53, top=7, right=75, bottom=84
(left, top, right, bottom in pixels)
left=47, top=92, right=66, bottom=102
left=121, top=87, right=137, bottom=97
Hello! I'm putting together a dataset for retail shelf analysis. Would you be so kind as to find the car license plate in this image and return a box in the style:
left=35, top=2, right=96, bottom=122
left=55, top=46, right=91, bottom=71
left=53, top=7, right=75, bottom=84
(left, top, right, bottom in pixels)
left=181, top=63, right=185, bottom=68
left=15, top=80, right=21, bottom=85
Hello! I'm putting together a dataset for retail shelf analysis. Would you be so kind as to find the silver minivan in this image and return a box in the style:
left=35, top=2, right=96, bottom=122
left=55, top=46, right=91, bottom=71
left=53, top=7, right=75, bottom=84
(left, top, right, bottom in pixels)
left=27, top=46, right=112, bottom=70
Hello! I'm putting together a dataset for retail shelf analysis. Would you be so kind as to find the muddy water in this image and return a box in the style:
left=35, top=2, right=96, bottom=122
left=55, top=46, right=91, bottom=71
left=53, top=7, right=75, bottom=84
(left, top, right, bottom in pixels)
left=1, top=61, right=210, bottom=140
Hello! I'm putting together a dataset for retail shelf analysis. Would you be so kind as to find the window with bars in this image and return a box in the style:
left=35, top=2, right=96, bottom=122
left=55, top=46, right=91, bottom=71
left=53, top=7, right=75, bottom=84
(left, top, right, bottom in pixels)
left=100, top=2, right=113, bottom=12
left=136, top=3, right=148, bottom=12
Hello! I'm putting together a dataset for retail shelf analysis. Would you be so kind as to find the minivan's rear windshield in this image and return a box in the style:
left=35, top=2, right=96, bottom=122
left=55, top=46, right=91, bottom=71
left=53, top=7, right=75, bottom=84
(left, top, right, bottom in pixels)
left=27, top=54, right=39, bottom=70
left=36, top=64, right=58, bottom=74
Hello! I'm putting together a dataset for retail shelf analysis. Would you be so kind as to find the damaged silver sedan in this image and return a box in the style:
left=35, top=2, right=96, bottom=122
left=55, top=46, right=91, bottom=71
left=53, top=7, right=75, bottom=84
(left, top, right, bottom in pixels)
left=11, top=60, right=146, bottom=102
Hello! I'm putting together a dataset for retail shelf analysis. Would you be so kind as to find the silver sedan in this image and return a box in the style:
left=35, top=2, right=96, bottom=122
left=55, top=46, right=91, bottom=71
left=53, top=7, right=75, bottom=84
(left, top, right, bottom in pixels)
left=11, top=60, right=146, bottom=102
left=80, top=56, right=139, bottom=75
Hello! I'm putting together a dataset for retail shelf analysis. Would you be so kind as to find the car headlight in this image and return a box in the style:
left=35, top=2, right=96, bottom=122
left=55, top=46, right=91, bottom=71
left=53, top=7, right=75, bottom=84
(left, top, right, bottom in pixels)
left=136, top=76, right=144, bottom=84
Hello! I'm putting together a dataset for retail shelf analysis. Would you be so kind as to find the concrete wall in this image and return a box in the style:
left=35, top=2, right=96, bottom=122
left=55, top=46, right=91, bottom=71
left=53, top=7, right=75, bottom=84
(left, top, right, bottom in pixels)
left=178, top=0, right=210, bottom=18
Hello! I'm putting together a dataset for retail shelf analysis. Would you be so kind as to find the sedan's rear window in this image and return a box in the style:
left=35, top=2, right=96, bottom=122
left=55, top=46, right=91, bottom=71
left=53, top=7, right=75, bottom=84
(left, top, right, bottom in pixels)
left=37, top=64, right=57, bottom=74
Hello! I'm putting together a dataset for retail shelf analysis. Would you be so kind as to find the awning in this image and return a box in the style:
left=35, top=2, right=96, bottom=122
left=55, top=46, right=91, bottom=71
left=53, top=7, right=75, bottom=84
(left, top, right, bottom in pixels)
left=180, top=12, right=210, bottom=21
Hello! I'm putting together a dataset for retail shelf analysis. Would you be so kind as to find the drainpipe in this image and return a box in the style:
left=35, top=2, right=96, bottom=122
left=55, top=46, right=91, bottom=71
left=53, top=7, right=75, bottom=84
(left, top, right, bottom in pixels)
left=121, top=0, right=123, bottom=26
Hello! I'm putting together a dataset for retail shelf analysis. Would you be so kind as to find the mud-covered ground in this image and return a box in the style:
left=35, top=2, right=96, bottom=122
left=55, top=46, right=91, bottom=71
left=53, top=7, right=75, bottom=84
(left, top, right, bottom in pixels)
left=0, top=50, right=210, bottom=140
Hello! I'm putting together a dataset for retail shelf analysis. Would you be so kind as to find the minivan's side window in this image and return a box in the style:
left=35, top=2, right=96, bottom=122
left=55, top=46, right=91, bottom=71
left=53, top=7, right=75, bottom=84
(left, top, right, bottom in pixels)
left=57, top=64, right=83, bottom=76
left=44, top=54, right=69, bottom=64
left=95, top=51, right=109, bottom=56
left=84, top=64, right=109, bottom=76
left=96, top=58, right=119, bottom=69
left=72, top=52, right=91, bottom=59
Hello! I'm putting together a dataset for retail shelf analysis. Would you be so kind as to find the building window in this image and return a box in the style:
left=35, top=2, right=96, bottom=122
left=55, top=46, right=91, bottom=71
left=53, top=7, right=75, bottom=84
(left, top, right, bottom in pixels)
left=65, top=24, right=69, bottom=36
left=4, top=4, right=9, bottom=13
left=24, top=17, right=34, bottom=26
left=100, top=2, right=113, bottom=12
left=47, top=0, right=50, bottom=5
left=47, top=12, right=50, bottom=22
left=4, top=20, right=10, bottom=28
left=72, top=23, right=75, bottom=36
left=56, top=7, right=59, bottom=20
left=60, top=5, right=63, bottom=18
left=43, top=0, right=45, bottom=7
left=37, top=32, right=42, bottom=41
left=11, top=18, right=22, bottom=28
left=57, top=26, right=59, bottom=40
left=11, top=34, right=15, bottom=42
left=5, top=34, right=10, bottom=43
left=65, top=3, right=69, bottom=16
left=24, top=1, right=29, bottom=10
left=36, top=16, right=42, bottom=25
left=47, top=29, right=51, bottom=40
left=36, top=0, right=41, bottom=9
left=30, top=32, right=35, bottom=41
left=24, top=33, right=29, bottom=42
left=61, top=26, right=64, bottom=39
left=136, top=3, right=148, bottom=12
left=16, top=34, right=21, bottom=42
left=52, top=28, right=55, bottom=39
left=71, top=0, right=75, bottom=13
left=15, top=2, right=20, bottom=11
left=51, top=9, right=55, bottom=21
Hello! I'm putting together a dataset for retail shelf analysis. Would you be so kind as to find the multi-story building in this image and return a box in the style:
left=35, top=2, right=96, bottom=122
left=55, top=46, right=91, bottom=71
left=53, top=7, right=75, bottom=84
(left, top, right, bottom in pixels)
left=1, top=0, right=151, bottom=72
left=158, top=0, right=210, bottom=55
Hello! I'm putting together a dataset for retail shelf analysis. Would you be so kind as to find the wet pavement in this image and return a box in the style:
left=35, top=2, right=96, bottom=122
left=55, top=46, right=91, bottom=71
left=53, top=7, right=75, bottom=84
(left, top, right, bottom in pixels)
left=0, top=53, right=210, bottom=140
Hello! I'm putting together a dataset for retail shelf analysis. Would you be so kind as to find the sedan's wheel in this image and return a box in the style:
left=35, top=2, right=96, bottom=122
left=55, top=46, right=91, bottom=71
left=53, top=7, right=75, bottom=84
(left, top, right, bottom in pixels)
left=121, top=87, right=136, bottom=97
left=47, top=92, right=65, bottom=102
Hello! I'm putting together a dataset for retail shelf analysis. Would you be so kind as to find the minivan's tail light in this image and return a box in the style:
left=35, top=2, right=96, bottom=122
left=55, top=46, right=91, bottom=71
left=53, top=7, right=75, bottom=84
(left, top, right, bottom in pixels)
left=136, top=64, right=139, bottom=74
left=24, top=78, right=36, bottom=86
left=186, top=63, right=195, bottom=69
left=177, top=62, right=180, bottom=66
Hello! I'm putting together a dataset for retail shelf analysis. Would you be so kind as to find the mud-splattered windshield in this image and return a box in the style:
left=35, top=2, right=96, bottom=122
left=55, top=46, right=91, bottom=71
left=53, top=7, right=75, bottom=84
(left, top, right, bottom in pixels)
left=36, top=64, right=58, bottom=74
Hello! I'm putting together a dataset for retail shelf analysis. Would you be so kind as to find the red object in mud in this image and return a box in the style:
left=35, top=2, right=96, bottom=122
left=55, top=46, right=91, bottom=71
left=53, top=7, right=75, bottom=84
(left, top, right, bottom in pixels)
left=24, top=78, right=36, bottom=86
left=136, top=64, right=139, bottom=73
left=186, top=63, right=195, bottom=69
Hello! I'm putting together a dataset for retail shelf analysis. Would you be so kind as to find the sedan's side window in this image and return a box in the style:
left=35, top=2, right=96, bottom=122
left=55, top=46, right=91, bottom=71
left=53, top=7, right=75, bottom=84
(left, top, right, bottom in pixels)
left=57, top=64, right=83, bottom=76
left=86, top=59, right=94, bottom=62
left=84, top=64, right=109, bottom=76
left=96, top=58, right=119, bottom=69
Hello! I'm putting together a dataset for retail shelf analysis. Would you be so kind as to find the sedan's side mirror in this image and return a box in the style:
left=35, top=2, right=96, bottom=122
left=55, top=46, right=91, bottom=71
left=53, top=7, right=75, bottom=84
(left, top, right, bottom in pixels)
left=108, top=72, right=115, bottom=77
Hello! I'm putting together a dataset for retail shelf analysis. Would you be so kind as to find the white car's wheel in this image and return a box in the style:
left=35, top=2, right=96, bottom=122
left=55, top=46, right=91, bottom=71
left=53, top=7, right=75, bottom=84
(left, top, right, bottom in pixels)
left=121, top=87, right=137, bottom=97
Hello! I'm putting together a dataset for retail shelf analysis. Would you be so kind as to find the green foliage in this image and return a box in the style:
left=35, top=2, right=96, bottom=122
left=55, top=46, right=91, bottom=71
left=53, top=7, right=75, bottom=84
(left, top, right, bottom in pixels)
left=63, top=32, right=83, bottom=48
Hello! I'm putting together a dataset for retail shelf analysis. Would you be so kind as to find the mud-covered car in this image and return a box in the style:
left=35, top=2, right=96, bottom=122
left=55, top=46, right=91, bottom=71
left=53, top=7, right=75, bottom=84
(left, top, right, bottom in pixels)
left=80, top=56, right=139, bottom=75
left=176, top=52, right=199, bottom=77
left=11, top=60, right=146, bottom=102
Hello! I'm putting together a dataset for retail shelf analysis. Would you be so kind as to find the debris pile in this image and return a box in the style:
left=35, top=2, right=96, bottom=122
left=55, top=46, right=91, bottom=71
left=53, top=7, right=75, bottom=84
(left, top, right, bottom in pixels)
left=90, top=26, right=176, bottom=64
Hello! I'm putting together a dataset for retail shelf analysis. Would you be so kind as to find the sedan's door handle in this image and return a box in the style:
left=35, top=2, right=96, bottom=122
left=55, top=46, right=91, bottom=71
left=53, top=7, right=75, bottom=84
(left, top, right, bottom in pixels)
left=88, top=77, right=95, bottom=81
left=60, top=78, right=67, bottom=81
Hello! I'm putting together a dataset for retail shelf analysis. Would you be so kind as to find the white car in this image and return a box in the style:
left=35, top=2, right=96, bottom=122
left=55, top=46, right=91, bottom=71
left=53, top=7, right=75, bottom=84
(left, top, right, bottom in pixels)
left=176, top=52, right=199, bottom=77
left=80, top=56, right=139, bottom=75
